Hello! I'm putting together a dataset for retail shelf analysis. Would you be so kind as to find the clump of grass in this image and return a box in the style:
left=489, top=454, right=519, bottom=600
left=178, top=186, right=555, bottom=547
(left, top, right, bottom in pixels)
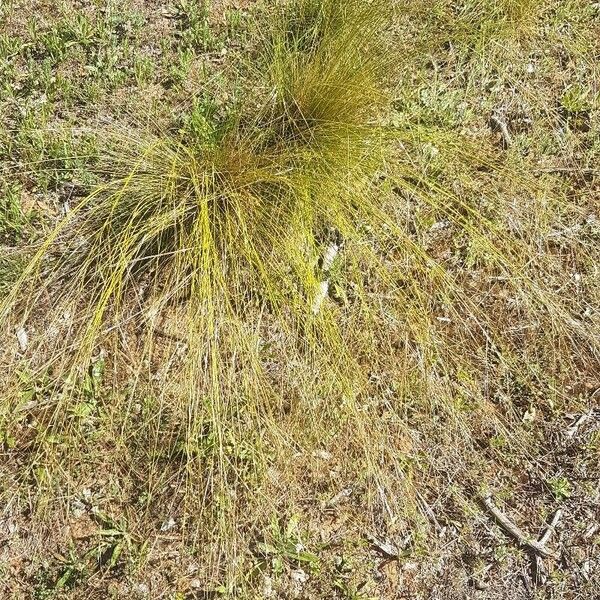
left=3, top=0, right=392, bottom=370
left=414, top=0, right=546, bottom=49
left=1, top=0, right=396, bottom=578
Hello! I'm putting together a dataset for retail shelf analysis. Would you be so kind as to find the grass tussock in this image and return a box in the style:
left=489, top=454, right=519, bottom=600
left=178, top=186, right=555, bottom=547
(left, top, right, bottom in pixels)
left=4, top=0, right=392, bottom=346
left=1, top=0, right=399, bottom=572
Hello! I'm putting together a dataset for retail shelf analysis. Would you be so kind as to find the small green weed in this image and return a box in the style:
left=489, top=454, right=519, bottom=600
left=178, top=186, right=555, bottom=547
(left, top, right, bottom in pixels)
left=547, top=476, right=572, bottom=500
left=0, top=182, right=28, bottom=242
left=175, top=0, right=218, bottom=51
left=253, top=515, right=320, bottom=578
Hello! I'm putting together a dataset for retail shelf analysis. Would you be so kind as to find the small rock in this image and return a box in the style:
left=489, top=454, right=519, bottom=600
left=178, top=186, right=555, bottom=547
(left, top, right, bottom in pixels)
left=423, top=142, right=440, bottom=159
left=291, top=568, right=309, bottom=584
left=160, top=517, right=176, bottom=532
left=15, top=327, right=28, bottom=352
left=71, top=499, right=86, bottom=518
left=429, top=220, right=450, bottom=233
left=133, top=582, right=149, bottom=596
left=522, top=406, right=536, bottom=423
left=313, top=449, right=332, bottom=461
left=262, top=575, right=275, bottom=598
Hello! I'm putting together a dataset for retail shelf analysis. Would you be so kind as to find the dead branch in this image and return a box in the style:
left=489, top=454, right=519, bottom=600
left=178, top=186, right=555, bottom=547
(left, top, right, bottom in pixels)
left=479, top=495, right=558, bottom=559
left=538, top=509, right=563, bottom=547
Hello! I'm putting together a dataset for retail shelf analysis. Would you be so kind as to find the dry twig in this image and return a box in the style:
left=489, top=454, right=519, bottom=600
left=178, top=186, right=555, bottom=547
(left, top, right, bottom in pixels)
left=538, top=509, right=563, bottom=547
left=479, top=495, right=558, bottom=559
left=490, top=113, right=512, bottom=147
left=533, top=509, right=563, bottom=583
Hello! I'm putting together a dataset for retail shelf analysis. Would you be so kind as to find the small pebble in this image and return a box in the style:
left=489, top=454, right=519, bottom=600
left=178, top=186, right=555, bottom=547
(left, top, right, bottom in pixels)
left=15, top=327, right=28, bottom=352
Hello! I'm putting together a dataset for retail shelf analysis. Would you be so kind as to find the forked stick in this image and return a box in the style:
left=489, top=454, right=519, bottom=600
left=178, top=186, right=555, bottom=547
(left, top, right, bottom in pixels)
left=479, top=495, right=559, bottom=559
